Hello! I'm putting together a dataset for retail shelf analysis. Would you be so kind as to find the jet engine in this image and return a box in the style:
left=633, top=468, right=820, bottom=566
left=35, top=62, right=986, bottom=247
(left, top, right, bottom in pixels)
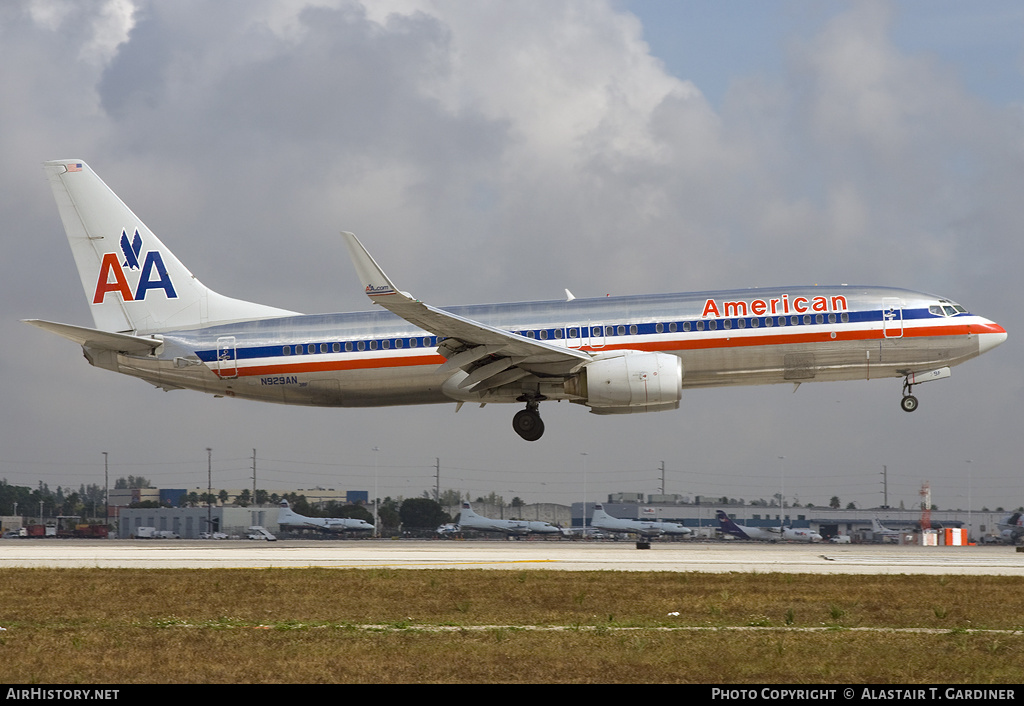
left=565, top=351, right=682, bottom=414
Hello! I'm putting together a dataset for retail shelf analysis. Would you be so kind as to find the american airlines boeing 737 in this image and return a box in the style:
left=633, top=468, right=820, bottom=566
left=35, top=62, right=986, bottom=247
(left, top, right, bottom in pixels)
left=26, top=160, right=1007, bottom=441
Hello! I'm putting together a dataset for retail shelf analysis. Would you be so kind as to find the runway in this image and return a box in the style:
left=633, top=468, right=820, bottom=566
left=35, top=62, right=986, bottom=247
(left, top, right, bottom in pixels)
left=2, top=539, right=1024, bottom=574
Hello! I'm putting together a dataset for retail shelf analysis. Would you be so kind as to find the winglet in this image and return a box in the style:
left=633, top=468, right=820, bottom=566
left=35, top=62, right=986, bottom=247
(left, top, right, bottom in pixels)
left=341, top=231, right=414, bottom=303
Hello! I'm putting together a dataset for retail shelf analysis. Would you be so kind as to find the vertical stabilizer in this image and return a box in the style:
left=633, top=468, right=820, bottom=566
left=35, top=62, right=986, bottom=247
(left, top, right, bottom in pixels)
left=44, top=160, right=297, bottom=333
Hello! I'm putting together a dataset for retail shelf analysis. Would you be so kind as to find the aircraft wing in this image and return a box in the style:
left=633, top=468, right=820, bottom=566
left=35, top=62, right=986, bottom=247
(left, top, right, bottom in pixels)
left=342, top=232, right=591, bottom=389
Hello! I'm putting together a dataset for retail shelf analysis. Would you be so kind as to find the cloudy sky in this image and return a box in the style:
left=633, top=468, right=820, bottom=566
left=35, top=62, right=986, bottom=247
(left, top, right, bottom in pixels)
left=1, top=0, right=1021, bottom=513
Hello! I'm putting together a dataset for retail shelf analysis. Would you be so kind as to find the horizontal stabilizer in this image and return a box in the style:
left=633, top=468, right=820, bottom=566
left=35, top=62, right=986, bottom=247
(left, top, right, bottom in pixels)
left=22, top=319, right=162, bottom=354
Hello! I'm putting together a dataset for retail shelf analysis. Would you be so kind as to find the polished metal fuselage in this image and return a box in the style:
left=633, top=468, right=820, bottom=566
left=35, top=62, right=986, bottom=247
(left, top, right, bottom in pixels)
left=104, top=285, right=1000, bottom=408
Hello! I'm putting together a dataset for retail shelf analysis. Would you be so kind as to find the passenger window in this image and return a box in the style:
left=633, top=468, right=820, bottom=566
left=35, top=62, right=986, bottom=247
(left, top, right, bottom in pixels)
left=682, top=322, right=690, bottom=332
left=841, top=313, right=849, bottom=323
left=724, top=320, right=733, bottom=330
left=395, top=339, right=403, bottom=349
left=345, top=342, right=353, bottom=352
left=629, top=325, right=637, bottom=335
left=816, top=314, right=824, bottom=324
left=357, top=341, right=365, bottom=351
left=283, top=346, right=291, bottom=356
left=617, top=326, right=626, bottom=335
left=382, top=340, right=389, bottom=350
left=656, top=323, right=663, bottom=333
left=540, top=330, right=548, bottom=340
left=669, top=322, right=677, bottom=333
left=751, top=318, right=759, bottom=328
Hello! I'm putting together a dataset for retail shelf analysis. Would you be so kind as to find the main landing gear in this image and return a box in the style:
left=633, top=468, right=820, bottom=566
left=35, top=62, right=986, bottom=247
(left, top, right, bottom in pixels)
left=512, top=395, right=545, bottom=441
left=900, top=376, right=919, bottom=413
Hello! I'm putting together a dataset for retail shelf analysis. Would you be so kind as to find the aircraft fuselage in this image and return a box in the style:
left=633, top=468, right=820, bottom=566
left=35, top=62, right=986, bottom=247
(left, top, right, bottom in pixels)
left=108, top=285, right=1000, bottom=409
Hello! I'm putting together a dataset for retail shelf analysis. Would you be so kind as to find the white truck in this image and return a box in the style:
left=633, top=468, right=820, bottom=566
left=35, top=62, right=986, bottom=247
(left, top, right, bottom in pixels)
left=136, top=527, right=179, bottom=539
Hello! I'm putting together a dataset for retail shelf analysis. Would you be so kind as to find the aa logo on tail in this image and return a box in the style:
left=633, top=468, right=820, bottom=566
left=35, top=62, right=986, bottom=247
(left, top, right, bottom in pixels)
left=93, top=229, right=178, bottom=304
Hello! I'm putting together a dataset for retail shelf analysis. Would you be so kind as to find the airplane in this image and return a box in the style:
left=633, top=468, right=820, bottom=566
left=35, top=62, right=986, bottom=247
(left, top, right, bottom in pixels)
left=996, top=512, right=1024, bottom=543
left=716, top=510, right=822, bottom=542
left=276, top=499, right=374, bottom=533
left=25, top=160, right=1007, bottom=441
left=456, top=502, right=562, bottom=536
left=871, top=518, right=903, bottom=542
left=589, top=503, right=691, bottom=538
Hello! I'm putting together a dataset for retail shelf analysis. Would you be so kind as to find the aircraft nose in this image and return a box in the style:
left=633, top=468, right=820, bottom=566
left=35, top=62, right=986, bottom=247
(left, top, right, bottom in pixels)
left=977, top=323, right=1007, bottom=355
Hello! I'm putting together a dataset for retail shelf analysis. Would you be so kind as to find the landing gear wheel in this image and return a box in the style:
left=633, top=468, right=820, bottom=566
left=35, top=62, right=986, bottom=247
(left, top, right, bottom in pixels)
left=900, top=395, right=919, bottom=413
left=512, top=409, right=545, bottom=441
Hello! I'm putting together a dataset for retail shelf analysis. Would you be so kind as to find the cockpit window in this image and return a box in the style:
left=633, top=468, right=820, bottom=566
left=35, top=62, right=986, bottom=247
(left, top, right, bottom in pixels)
left=929, top=300, right=968, bottom=317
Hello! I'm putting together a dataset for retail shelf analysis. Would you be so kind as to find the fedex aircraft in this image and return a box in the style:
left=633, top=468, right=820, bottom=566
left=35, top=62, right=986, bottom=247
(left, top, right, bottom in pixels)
left=26, top=160, right=1007, bottom=441
left=716, top=510, right=822, bottom=543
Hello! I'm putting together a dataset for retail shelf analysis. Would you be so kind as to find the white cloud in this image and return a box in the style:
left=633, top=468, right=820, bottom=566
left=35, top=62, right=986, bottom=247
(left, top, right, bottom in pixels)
left=0, top=0, right=1020, bottom=507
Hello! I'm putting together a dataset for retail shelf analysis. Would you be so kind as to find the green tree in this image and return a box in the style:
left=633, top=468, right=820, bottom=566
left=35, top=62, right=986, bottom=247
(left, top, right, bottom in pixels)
left=376, top=497, right=400, bottom=532
left=114, top=476, right=152, bottom=490
left=829, top=496, right=841, bottom=509
left=437, top=489, right=465, bottom=506
left=399, top=497, right=450, bottom=530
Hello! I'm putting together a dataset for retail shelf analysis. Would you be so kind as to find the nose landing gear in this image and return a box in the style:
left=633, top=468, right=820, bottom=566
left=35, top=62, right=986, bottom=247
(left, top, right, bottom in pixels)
left=512, top=395, right=545, bottom=441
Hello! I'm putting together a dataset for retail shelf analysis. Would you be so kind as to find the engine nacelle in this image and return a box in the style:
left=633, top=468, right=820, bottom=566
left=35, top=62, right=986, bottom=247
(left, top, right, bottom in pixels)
left=566, top=351, right=682, bottom=414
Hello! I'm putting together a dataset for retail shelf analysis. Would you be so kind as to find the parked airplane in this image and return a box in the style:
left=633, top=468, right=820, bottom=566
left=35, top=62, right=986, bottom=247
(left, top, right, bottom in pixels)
left=26, top=160, right=1007, bottom=440
left=716, top=510, right=822, bottom=542
left=996, top=513, right=1024, bottom=543
left=456, top=502, right=562, bottom=535
left=871, top=518, right=903, bottom=542
left=590, top=504, right=691, bottom=538
left=277, top=500, right=374, bottom=533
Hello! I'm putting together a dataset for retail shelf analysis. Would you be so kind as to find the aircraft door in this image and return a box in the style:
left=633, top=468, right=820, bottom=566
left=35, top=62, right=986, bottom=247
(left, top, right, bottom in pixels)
left=216, top=336, right=238, bottom=378
left=590, top=323, right=606, bottom=349
left=882, top=298, right=903, bottom=338
left=567, top=326, right=587, bottom=350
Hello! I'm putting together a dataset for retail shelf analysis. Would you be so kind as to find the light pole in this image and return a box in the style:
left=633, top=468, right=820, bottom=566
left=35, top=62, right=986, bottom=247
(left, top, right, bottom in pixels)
left=580, top=452, right=588, bottom=531
left=102, top=451, right=109, bottom=527
left=778, top=455, right=785, bottom=530
left=207, top=447, right=212, bottom=534
left=372, top=446, right=380, bottom=538
left=966, top=459, right=973, bottom=542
